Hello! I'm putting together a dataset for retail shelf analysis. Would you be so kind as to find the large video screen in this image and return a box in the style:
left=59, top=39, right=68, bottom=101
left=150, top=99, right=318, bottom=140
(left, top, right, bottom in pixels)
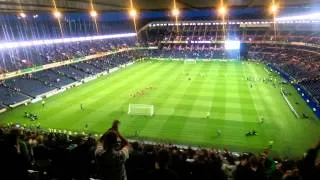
left=224, top=40, right=241, bottom=50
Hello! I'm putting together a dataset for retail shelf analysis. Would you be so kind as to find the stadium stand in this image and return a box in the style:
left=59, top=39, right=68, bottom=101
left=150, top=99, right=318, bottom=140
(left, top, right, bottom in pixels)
left=88, top=57, right=115, bottom=71
left=32, top=70, right=75, bottom=88
left=300, top=80, right=320, bottom=103
left=0, top=123, right=319, bottom=180
left=0, top=19, right=134, bottom=40
left=248, top=45, right=320, bottom=104
left=0, top=104, right=6, bottom=110
left=5, top=77, right=57, bottom=98
left=248, top=45, right=320, bottom=80
left=140, top=21, right=320, bottom=108
left=0, top=22, right=319, bottom=113
left=0, top=38, right=136, bottom=72
left=53, top=66, right=91, bottom=81
left=0, top=1, right=320, bottom=178
left=72, top=62, right=103, bottom=75
left=142, top=22, right=320, bottom=43
left=148, top=48, right=239, bottom=59
left=0, top=50, right=142, bottom=107
left=0, top=84, right=30, bottom=105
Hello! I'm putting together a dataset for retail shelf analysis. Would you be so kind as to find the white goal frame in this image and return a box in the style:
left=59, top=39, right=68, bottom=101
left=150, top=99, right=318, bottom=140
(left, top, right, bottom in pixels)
left=128, top=104, right=154, bottom=116
left=184, top=59, right=197, bottom=64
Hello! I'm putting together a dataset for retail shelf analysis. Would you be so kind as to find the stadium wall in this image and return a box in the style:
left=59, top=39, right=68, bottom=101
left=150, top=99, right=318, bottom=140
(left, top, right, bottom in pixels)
left=9, top=99, right=31, bottom=108
left=150, top=58, right=239, bottom=61
left=0, top=107, right=7, bottom=114
left=267, top=64, right=320, bottom=119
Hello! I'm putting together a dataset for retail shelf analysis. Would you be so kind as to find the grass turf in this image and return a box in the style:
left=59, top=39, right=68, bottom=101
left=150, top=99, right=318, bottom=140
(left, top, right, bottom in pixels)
left=1, top=60, right=319, bottom=157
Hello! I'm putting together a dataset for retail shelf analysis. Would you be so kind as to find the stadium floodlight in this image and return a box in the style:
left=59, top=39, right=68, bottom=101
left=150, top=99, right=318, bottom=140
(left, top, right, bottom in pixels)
left=270, top=4, right=278, bottom=14
left=0, top=32, right=137, bottom=50
left=171, top=8, right=180, bottom=17
left=19, top=12, right=27, bottom=18
left=129, top=8, right=137, bottom=18
left=224, top=40, right=240, bottom=50
left=276, top=13, right=320, bottom=21
left=218, top=6, right=227, bottom=16
left=90, top=10, right=98, bottom=17
left=53, top=10, right=62, bottom=19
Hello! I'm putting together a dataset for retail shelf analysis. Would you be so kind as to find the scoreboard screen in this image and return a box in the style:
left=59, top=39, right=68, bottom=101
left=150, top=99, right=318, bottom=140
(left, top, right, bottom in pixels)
left=224, top=40, right=240, bottom=50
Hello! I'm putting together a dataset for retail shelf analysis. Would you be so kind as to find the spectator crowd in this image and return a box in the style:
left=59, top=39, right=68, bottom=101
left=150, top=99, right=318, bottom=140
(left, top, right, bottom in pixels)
left=0, top=20, right=320, bottom=180
left=0, top=37, right=136, bottom=73
left=248, top=45, right=320, bottom=104
left=0, top=50, right=143, bottom=109
left=0, top=121, right=319, bottom=180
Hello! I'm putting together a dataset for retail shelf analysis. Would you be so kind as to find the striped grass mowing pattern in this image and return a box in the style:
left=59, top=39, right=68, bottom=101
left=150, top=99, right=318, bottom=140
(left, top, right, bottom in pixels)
left=1, top=60, right=319, bottom=157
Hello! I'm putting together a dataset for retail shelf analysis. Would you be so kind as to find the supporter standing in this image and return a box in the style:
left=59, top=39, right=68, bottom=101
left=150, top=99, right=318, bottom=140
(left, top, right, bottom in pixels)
left=0, top=129, right=30, bottom=180
left=95, top=121, right=129, bottom=180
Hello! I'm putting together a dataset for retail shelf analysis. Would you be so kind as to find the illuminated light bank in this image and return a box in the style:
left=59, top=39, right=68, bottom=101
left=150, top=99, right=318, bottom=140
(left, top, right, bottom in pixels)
left=224, top=40, right=240, bottom=50
left=0, top=33, right=137, bottom=50
left=276, top=13, right=320, bottom=21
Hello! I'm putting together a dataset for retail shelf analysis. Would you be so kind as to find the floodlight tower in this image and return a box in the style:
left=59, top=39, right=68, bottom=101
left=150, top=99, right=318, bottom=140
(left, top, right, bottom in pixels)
left=17, top=1, right=27, bottom=20
left=129, top=0, right=138, bottom=41
left=129, top=8, right=138, bottom=34
left=53, top=10, right=61, bottom=19
left=52, top=0, right=64, bottom=37
left=217, top=1, right=228, bottom=41
left=171, top=8, right=180, bottom=17
left=270, top=1, right=279, bottom=40
left=171, top=0, right=180, bottom=33
left=90, top=10, right=97, bottom=17
left=19, top=12, right=27, bottom=18
left=90, top=0, right=99, bottom=34
left=129, top=8, right=137, bottom=18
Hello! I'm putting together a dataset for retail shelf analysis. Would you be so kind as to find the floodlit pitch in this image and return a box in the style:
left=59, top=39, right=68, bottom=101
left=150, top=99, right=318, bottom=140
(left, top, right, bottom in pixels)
left=1, top=60, right=319, bottom=157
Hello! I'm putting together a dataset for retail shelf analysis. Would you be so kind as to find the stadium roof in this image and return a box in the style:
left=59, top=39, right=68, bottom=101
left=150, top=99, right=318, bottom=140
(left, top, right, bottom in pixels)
left=0, top=0, right=319, bottom=13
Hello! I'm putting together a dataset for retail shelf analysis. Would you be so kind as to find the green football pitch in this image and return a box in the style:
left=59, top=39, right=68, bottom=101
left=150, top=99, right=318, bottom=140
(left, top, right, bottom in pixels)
left=1, top=60, right=319, bottom=157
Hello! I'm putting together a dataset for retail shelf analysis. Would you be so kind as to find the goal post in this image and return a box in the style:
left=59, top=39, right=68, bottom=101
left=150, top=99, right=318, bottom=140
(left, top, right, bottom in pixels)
left=128, top=104, right=154, bottom=116
left=184, top=59, right=197, bottom=64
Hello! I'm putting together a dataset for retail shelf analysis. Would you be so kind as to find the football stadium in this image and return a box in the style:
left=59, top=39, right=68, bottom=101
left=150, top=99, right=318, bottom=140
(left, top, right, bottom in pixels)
left=0, top=0, right=320, bottom=180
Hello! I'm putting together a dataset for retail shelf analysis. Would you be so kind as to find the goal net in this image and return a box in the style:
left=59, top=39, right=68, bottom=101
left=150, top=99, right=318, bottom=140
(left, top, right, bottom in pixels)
left=184, top=59, right=197, bottom=64
left=128, top=104, right=154, bottom=116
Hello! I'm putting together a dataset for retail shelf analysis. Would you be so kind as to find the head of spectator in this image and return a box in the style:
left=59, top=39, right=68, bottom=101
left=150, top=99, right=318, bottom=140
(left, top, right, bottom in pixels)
left=36, top=135, right=44, bottom=145
left=102, top=131, right=118, bottom=151
left=5, top=129, right=19, bottom=148
left=100, top=119, right=121, bottom=143
left=110, top=119, right=120, bottom=132
left=95, top=121, right=129, bottom=180
left=156, top=149, right=170, bottom=169
left=146, top=148, right=179, bottom=180
left=248, top=155, right=259, bottom=170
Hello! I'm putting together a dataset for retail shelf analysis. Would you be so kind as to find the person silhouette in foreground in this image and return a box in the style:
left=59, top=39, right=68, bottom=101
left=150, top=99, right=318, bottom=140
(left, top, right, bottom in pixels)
left=95, top=120, right=129, bottom=180
left=145, top=148, right=179, bottom=180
